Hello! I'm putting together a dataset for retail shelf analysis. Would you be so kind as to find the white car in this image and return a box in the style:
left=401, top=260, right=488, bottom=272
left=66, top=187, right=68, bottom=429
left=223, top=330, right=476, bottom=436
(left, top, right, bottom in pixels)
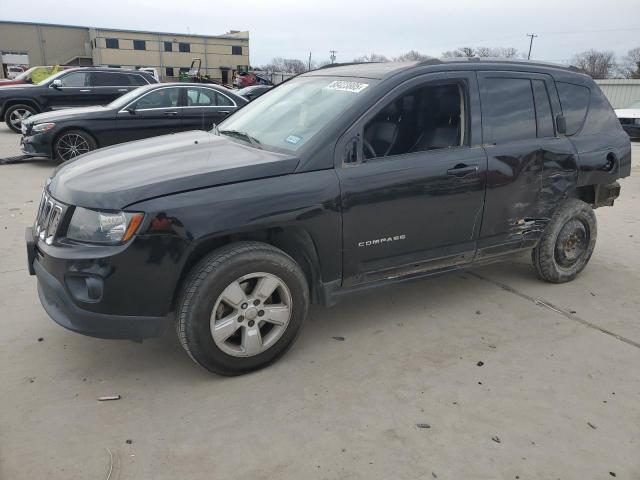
left=615, top=100, right=640, bottom=138
left=6, top=65, right=25, bottom=79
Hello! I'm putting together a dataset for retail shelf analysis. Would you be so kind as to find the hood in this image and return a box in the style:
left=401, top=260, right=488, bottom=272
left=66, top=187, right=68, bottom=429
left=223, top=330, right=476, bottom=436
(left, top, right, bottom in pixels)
left=48, top=131, right=300, bottom=209
left=27, top=106, right=111, bottom=124
left=0, top=79, right=27, bottom=86
left=0, top=83, right=38, bottom=94
left=615, top=108, right=640, bottom=119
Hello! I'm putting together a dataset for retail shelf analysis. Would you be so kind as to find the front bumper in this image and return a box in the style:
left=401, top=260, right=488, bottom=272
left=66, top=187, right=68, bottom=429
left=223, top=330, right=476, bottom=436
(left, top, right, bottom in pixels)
left=26, top=226, right=183, bottom=341
left=21, top=131, right=53, bottom=158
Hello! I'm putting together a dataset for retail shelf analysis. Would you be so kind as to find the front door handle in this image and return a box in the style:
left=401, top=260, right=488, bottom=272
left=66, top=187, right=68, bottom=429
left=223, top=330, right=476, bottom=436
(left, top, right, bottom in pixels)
left=219, top=110, right=230, bottom=114
left=447, top=163, right=478, bottom=177
left=164, top=111, right=179, bottom=116
left=117, top=88, right=128, bottom=92
left=80, top=89, right=91, bottom=92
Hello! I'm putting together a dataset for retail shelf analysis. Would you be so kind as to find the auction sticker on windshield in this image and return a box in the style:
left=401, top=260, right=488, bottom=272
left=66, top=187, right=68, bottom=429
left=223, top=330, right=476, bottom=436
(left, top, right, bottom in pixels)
left=325, top=80, right=369, bottom=93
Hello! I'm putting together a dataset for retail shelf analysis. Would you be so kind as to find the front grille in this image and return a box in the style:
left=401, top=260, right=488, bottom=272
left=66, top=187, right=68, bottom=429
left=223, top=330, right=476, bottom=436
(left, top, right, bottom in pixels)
left=34, top=190, right=67, bottom=245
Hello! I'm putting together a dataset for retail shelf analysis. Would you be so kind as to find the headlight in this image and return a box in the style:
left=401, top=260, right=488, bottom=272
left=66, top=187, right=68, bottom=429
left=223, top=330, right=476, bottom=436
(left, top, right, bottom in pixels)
left=32, top=122, right=55, bottom=133
left=67, top=207, right=144, bottom=244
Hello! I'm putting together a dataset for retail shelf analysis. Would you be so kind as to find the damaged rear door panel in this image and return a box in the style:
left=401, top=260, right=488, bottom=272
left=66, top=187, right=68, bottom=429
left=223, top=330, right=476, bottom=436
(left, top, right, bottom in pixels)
left=476, top=71, right=577, bottom=259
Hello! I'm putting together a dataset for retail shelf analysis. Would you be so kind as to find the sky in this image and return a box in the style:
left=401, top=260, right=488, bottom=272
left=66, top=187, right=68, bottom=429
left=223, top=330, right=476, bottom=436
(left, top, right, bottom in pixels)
left=1, top=0, right=640, bottom=66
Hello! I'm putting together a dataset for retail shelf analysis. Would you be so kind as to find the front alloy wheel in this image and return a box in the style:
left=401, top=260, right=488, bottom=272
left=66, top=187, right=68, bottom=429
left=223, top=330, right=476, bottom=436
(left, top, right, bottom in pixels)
left=211, top=272, right=292, bottom=357
left=4, top=104, right=37, bottom=133
left=176, top=242, right=309, bottom=375
left=54, top=130, right=97, bottom=162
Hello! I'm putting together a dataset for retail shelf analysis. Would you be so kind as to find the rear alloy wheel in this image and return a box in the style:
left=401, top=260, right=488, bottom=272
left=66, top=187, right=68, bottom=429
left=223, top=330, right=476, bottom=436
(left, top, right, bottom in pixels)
left=54, top=130, right=97, bottom=162
left=176, top=242, right=309, bottom=375
left=4, top=104, right=37, bottom=133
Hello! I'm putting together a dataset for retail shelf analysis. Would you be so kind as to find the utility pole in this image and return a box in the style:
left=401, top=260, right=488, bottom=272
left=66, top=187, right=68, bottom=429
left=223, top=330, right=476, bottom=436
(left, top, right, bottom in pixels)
left=308, top=51, right=312, bottom=71
left=526, top=33, right=538, bottom=60
left=329, top=50, right=337, bottom=64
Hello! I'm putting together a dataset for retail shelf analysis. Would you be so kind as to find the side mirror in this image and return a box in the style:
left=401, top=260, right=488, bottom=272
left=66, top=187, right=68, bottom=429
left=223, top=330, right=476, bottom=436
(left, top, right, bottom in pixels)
left=556, top=114, right=567, bottom=135
left=126, top=105, right=136, bottom=114
left=50, top=79, right=62, bottom=89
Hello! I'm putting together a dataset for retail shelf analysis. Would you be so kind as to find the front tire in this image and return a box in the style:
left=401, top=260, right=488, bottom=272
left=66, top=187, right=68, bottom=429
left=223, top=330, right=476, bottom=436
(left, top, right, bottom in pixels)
left=176, top=242, right=309, bottom=375
left=54, top=129, right=97, bottom=162
left=532, top=198, right=597, bottom=283
left=4, top=104, right=38, bottom=133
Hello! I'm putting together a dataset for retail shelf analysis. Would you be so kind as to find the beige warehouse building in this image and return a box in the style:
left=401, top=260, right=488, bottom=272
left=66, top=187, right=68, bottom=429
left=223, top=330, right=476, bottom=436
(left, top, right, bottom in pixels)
left=0, top=21, right=250, bottom=83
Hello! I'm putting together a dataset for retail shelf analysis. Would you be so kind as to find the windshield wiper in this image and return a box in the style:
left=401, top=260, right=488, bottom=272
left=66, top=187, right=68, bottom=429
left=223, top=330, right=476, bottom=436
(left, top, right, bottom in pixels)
left=219, top=129, right=262, bottom=149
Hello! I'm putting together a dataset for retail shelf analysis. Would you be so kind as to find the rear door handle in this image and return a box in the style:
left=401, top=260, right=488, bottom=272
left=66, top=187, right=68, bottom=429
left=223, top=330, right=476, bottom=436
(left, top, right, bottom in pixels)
left=80, top=89, right=91, bottom=92
left=117, top=88, right=128, bottom=92
left=447, top=163, right=478, bottom=177
left=164, top=111, right=179, bottom=116
left=219, top=110, right=230, bottom=114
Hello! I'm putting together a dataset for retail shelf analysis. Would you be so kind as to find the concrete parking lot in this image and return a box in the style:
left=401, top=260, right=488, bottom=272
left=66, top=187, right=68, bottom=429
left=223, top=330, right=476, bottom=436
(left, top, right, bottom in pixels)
left=0, top=124, right=638, bottom=480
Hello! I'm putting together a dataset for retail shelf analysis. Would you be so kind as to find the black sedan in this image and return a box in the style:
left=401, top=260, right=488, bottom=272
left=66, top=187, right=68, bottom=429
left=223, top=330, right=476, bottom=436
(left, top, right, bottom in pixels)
left=20, top=83, right=247, bottom=161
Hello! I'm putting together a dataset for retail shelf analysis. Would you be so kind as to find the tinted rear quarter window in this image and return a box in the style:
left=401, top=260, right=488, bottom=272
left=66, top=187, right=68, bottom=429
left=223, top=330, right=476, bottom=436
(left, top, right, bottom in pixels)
left=129, top=74, right=149, bottom=86
left=556, top=82, right=590, bottom=136
left=482, top=77, right=537, bottom=144
left=532, top=80, right=555, bottom=138
left=92, top=72, right=131, bottom=86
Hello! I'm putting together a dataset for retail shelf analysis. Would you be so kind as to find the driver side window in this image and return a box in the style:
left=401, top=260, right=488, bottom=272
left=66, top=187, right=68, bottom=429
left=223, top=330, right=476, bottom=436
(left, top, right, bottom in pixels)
left=133, top=88, right=180, bottom=110
left=362, top=82, right=466, bottom=160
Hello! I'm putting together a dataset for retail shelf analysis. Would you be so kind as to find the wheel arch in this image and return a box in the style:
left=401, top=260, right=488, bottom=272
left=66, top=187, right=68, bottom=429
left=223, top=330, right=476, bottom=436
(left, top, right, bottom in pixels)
left=171, top=226, right=323, bottom=311
left=2, top=99, right=42, bottom=117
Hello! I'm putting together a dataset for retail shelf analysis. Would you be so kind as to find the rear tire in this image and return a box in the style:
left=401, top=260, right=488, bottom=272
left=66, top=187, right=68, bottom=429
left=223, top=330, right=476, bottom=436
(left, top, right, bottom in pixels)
left=532, top=198, right=597, bottom=283
left=54, top=129, right=97, bottom=162
left=176, top=241, right=309, bottom=375
left=4, top=104, right=38, bottom=133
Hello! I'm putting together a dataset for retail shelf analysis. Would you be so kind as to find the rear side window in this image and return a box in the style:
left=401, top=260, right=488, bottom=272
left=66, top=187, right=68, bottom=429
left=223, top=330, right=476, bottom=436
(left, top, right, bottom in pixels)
left=482, top=77, right=536, bottom=144
left=532, top=80, right=555, bottom=138
left=556, top=82, right=590, bottom=136
left=92, top=72, right=131, bottom=86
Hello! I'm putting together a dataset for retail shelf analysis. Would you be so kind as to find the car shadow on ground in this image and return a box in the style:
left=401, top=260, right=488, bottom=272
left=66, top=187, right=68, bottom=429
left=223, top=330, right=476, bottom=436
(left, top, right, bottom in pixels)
left=52, top=256, right=536, bottom=383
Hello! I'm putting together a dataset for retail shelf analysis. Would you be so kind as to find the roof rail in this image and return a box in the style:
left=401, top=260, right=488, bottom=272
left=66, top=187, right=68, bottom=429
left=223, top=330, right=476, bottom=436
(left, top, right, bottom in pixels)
left=317, top=62, right=381, bottom=70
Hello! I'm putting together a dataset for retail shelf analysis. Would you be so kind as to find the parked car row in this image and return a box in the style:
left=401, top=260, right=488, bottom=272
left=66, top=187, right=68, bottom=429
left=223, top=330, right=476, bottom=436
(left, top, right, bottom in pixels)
left=0, top=66, right=260, bottom=161
left=24, top=59, right=631, bottom=375
left=20, top=82, right=246, bottom=160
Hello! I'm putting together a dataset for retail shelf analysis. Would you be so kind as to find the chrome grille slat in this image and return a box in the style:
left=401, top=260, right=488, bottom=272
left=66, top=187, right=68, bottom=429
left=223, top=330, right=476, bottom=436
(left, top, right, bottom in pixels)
left=33, top=190, right=67, bottom=245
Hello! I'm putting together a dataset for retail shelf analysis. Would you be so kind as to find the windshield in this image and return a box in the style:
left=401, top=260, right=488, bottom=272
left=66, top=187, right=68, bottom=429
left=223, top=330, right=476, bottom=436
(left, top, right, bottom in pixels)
left=219, top=76, right=376, bottom=152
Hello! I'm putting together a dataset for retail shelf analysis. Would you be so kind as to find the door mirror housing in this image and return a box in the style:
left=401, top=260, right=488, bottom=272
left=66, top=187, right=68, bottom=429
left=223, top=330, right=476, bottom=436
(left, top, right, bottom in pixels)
left=126, top=104, right=137, bottom=114
left=556, top=114, right=567, bottom=135
left=50, top=79, right=62, bottom=89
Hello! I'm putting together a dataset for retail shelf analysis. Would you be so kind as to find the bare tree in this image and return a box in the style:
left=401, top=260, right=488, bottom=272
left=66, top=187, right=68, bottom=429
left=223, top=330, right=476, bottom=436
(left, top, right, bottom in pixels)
left=572, top=49, right=617, bottom=79
left=442, top=47, right=476, bottom=58
left=353, top=53, right=390, bottom=63
left=442, top=46, right=521, bottom=58
left=621, top=47, right=640, bottom=79
left=259, top=57, right=308, bottom=74
left=394, top=50, right=432, bottom=62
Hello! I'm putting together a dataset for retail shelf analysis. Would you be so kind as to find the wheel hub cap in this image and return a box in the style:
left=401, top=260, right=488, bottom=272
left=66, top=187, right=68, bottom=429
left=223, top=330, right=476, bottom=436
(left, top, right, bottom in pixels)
left=554, top=219, right=588, bottom=268
left=210, top=272, right=292, bottom=357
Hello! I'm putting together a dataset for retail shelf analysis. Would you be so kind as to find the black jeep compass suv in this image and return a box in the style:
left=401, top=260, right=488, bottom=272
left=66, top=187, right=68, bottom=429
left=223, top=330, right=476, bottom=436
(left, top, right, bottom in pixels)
left=27, top=59, right=631, bottom=375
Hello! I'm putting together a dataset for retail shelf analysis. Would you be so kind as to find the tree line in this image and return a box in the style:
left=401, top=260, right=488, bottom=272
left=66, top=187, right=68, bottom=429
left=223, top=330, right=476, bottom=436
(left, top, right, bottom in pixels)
left=256, top=46, right=640, bottom=80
